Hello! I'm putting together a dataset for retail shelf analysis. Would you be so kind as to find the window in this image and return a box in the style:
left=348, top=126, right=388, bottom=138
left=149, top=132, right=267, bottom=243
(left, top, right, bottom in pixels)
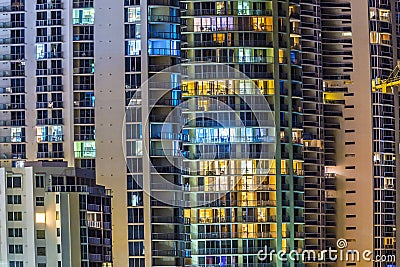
left=37, top=230, right=46, bottom=239
left=7, top=195, right=22, bottom=204
left=127, top=40, right=141, bottom=56
left=36, top=197, right=45, bottom=206
left=73, top=8, right=95, bottom=25
left=8, top=212, right=22, bottom=221
left=57, top=244, right=61, bottom=253
left=128, top=242, right=144, bottom=256
left=8, top=228, right=23, bottom=237
left=7, top=176, right=22, bottom=188
left=9, top=261, right=23, bottom=267
left=11, top=128, right=23, bottom=142
left=9, top=245, right=23, bottom=254
left=57, top=228, right=60, bottom=237
left=37, top=247, right=46, bottom=256
left=35, top=175, right=45, bottom=188
left=126, top=7, right=140, bottom=22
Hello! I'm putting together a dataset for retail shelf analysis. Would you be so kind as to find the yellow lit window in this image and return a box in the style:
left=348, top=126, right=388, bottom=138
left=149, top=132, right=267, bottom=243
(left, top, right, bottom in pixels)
left=252, top=17, right=272, bottom=32
left=370, top=31, right=379, bottom=44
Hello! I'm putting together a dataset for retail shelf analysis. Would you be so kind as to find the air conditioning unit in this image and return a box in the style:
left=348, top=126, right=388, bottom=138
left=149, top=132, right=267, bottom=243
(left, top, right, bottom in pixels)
left=5, top=87, right=11, bottom=93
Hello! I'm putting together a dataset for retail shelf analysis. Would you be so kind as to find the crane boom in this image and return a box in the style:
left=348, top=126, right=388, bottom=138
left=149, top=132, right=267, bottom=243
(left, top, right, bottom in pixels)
left=372, top=64, right=400, bottom=93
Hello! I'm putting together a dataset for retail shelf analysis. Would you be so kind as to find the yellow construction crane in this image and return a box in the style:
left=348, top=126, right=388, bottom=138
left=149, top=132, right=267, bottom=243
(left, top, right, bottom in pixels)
left=372, top=64, right=400, bottom=93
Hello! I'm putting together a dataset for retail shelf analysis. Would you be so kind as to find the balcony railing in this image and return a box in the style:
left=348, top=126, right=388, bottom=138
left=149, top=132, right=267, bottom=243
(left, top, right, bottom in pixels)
left=148, top=15, right=180, bottom=23
left=36, top=3, right=63, bottom=10
left=36, top=118, right=64, bottom=125
left=36, top=35, right=63, bottom=43
left=0, top=37, right=24, bottom=44
left=36, top=52, right=63, bottom=59
left=0, top=103, right=25, bottom=110
left=73, top=34, right=94, bottom=41
left=0, top=21, right=24, bottom=28
left=37, top=151, right=65, bottom=158
left=36, top=85, right=63, bottom=92
left=0, top=4, right=25, bottom=12
left=148, top=31, right=181, bottom=39
left=36, top=68, right=63, bottom=75
left=147, top=0, right=180, bottom=7
left=36, top=19, right=63, bottom=26
left=183, top=9, right=272, bottom=16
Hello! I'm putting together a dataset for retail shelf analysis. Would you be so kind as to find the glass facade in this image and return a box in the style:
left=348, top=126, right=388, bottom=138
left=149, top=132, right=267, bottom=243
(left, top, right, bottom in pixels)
left=181, top=0, right=304, bottom=266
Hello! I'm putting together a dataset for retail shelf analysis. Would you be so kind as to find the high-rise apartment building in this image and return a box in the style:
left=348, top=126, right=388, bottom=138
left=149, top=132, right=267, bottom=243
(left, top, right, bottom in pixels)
left=332, top=1, right=398, bottom=267
left=181, top=1, right=305, bottom=266
left=0, top=0, right=98, bottom=169
left=0, top=161, right=112, bottom=267
left=300, top=1, right=353, bottom=266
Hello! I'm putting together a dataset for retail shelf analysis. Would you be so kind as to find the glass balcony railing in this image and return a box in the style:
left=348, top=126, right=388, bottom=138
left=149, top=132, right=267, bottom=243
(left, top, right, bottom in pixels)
left=36, top=3, right=63, bottom=10
left=73, top=17, right=94, bottom=25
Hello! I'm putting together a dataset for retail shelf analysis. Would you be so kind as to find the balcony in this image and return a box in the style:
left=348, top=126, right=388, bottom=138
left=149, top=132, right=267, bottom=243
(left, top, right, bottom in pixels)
left=37, top=135, right=64, bottom=142
left=148, top=47, right=181, bottom=56
left=0, top=21, right=24, bottom=28
left=0, top=103, right=25, bottom=110
left=0, top=4, right=25, bottom=12
left=0, top=54, right=24, bottom=61
left=37, top=151, right=65, bottom=159
left=148, top=31, right=180, bottom=40
left=73, top=34, right=94, bottom=41
left=74, top=134, right=95, bottom=141
left=36, top=85, right=63, bottom=92
left=36, top=118, right=64, bottom=125
left=36, top=19, right=63, bottom=26
left=73, top=67, right=94, bottom=74
left=36, top=101, right=63, bottom=109
left=0, top=70, right=24, bottom=77
left=148, top=15, right=180, bottom=23
left=36, top=3, right=63, bottom=10
left=0, top=136, right=26, bottom=143
left=36, top=68, right=63, bottom=76
left=72, top=18, right=94, bottom=25
left=74, top=117, right=95, bottom=124
left=183, top=9, right=272, bottom=16
left=0, top=37, right=24, bottom=44
left=73, top=0, right=93, bottom=8
left=0, top=119, right=25, bottom=127
left=36, top=52, right=63, bottom=59
left=73, top=51, right=94, bottom=57
left=36, top=35, right=63, bottom=43
left=147, top=0, right=180, bottom=7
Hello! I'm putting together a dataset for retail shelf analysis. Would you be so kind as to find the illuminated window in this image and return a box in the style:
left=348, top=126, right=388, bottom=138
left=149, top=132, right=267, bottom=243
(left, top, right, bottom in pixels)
left=74, top=141, right=96, bottom=158
left=127, top=40, right=141, bottom=56
left=379, top=9, right=390, bottom=22
left=11, top=128, right=23, bottom=142
left=252, top=17, right=272, bottom=32
left=127, top=7, right=140, bottom=22
left=370, top=31, right=379, bottom=44
left=370, top=8, right=377, bottom=19
left=36, top=44, right=45, bottom=59
left=238, top=1, right=250, bottom=15
left=73, top=8, right=95, bottom=25
left=36, top=213, right=46, bottom=223
left=380, top=33, right=391, bottom=45
left=193, top=17, right=233, bottom=32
